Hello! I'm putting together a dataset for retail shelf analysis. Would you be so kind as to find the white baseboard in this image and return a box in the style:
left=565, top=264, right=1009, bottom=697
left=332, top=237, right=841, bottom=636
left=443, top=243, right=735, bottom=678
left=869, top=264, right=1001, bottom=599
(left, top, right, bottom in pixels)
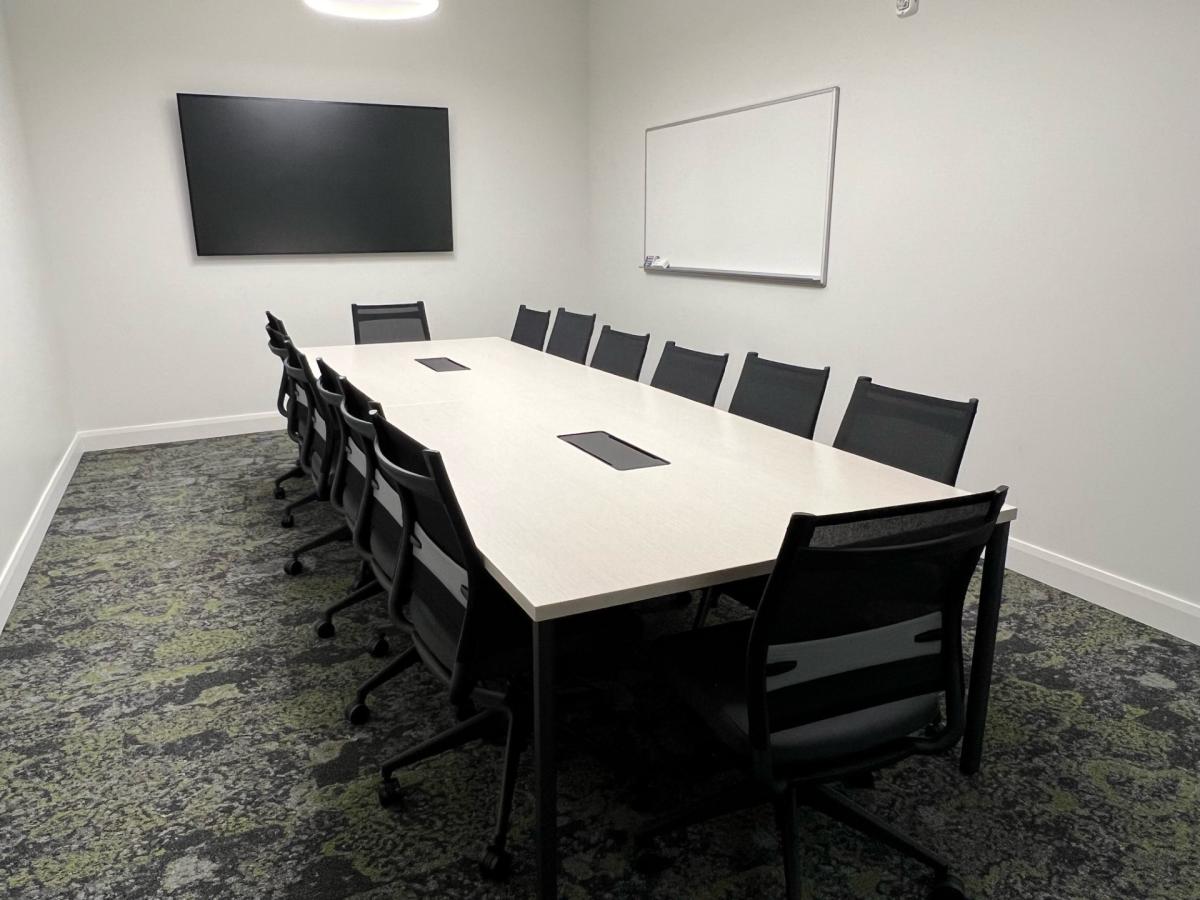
left=0, top=411, right=282, bottom=634
left=76, top=411, right=280, bottom=452
left=0, top=433, right=84, bottom=635
left=1007, top=538, right=1200, bottom=646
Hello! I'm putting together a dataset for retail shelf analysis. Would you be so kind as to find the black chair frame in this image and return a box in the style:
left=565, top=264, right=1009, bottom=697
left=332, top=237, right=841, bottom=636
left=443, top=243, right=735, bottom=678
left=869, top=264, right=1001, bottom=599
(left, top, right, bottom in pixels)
left=282, top=359, right=354, bottom=576
left=351, top=302, right=431, bottom=345
left=641, top=488, right=1008, bottom=900
left=589, top=325, right=650, bottom=380
left=510, top=304, right=551, bottom=351
left=650, top=341, right=729, bottom=406
left=370, top=416, right=529, bottom=880
left=266, top=323, right=303, bottom=499
left=545, top=307, right=597, bottom=364
left=834, top=376, right=979, bottom=486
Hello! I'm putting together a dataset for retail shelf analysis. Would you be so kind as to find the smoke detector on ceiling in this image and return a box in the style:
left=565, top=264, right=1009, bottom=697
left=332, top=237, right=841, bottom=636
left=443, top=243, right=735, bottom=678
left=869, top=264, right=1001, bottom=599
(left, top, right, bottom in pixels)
left=896, top=0, right=919, bottom=17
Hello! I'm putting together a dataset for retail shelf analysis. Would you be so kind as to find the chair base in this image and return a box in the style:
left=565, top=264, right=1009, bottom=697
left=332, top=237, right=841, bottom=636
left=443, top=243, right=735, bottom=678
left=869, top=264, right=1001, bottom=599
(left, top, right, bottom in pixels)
left=281, top=489, right=318, bottom=527
left=379, top=699, right=526, bottom=883
left=315, top=578, right=383, bottom=639
left=345, top=646, right=419, bottom=726
left=273, top=464, right=303, bottom=499
left=638, top=778, right=954, bottom=900
left=286, top=524, right=351, bottom=575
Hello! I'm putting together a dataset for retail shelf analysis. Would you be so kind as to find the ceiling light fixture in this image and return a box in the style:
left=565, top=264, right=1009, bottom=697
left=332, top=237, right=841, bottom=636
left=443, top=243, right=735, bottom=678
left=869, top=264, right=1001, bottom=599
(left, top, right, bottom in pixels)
left=303, top=0, right=439, bottom=21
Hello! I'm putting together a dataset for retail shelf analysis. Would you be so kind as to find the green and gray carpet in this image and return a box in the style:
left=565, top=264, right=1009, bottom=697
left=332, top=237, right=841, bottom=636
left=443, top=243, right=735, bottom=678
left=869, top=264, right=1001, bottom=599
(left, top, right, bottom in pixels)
left=0, top=433, right=1196, bottom=899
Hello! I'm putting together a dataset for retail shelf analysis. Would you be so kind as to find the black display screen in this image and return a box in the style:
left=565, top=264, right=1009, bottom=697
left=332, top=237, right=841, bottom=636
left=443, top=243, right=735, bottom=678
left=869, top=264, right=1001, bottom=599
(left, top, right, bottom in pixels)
left=177, top=93, right=452, bottom=256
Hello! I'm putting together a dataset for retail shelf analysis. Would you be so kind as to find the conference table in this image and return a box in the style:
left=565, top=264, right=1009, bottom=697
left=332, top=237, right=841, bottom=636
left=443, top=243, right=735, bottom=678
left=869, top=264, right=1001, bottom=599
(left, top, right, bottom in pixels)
left=302, top=336, right=1018, bottom=899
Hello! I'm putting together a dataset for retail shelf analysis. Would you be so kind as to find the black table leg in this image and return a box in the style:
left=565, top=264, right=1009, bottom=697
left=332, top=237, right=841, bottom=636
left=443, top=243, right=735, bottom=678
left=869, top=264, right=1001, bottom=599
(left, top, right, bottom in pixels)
left=961, top=521, right=1010, bottom=774
left=533, top=619, right=558, bottom=898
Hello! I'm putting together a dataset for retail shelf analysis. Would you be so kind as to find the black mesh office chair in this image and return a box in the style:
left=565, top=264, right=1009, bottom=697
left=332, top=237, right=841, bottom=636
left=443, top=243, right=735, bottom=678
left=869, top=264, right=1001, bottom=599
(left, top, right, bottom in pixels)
left=510, top=304, right=551, bottom=350
left=371, top=416, right=639, bottom=881
left=834, top=377, right=978, bottom=486
left=642, top=488, right=1008, bottom=900
left=339, top=404, right=429, bottom=725
left=283, top=359, right=353, bottom=576
left=371, top=416, right=535, bottom=880
left=266, top=322, right=303, bottom=499
left=277, top=343, right=331, bottom=529
left=590, top=325, right=650, bottom=380
left=544, top=308, right=597, bottom=364
left=351, top=302, right=431, bottom=344
left=729, top=352, right=830, bottom=438
left=650, top=341, right=729, bottom=406
left=312, top=377, right=389, bottom=654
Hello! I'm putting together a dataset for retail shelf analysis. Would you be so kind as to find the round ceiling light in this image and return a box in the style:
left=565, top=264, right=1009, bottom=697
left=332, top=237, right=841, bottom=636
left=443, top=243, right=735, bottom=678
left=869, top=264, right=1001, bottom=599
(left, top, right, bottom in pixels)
left=303, top=0, right=439, bottom=20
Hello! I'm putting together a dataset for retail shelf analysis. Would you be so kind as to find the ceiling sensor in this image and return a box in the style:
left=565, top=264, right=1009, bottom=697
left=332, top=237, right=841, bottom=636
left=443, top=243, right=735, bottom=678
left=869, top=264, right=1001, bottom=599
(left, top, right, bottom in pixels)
left=896, top=0, right=919, bottom=17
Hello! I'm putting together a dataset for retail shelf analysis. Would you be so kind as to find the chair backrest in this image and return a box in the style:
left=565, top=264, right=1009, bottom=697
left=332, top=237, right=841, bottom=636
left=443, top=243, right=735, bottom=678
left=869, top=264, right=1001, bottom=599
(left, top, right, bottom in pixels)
left=728, top=352, right=830, bottom=439
left=265, top=310, right=287, bottom=335
left=650, top=341, right=729, bottom=406
left=351, top=302, right=431, bottom=344
left=372, top=415, right=515, bottom=704
left=589, top=325, right=650, bottom=380
left=745, top=488, right=1008, bottom=769
left=314, top=359, right=348, bottom=512
left=336, top=376, right=385, bottom=534
left=266, top=326, right=291, bottom=419
left=833, top=377, right=979, bottom=486
left=510, top=304, right=551, bottom=350
left=545, top=308, right=597, bottom=364
left=281, top=345, right=335, bottom=495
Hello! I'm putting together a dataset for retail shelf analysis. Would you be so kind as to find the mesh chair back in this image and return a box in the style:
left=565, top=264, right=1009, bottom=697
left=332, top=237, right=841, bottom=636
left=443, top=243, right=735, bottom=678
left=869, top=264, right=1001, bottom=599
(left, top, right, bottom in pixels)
left=729, top=353, right=830, bottom=438
left=314, top=359, right=348, bottom=513
left=834, top=377, right=979, bottom=485
left=545, top=308, right=597, bottom=364
left=337, top=377, right=384, bottom=536
left=265, top=311, right=287, bottom=335
left=281, top=346, right=335, bottom=495
left=372, top=416, right=517, bottom=704
left=589, top=325, right=650, bottom=380
left=744, top=488, right=1007, bottom=763
left=650, top=341, right=729, bottom=406
left=510, top=304, right=551, bottom=350
left=266, top=326, right=291, bottom=420
left=351, top=302, right=431, bottom=344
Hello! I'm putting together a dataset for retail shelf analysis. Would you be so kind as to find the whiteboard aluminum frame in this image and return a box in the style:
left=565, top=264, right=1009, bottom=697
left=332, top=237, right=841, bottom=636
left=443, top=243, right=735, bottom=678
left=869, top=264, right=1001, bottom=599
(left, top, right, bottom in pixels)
left=642, top=86, right=840, bottom=287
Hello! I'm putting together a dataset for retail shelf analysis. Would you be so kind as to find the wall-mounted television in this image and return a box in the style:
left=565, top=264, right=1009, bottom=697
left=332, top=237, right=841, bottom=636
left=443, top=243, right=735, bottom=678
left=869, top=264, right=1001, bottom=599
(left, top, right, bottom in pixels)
left=177, top=93, right=453, bottom=256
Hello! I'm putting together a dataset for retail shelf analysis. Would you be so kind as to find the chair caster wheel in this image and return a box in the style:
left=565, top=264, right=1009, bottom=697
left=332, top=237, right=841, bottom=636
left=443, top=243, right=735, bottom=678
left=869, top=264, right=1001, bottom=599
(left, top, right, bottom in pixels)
left=930, top=873, right=968, bottom=900
left=378, top=779, right=404, bottom=809
left=283, top=558, right=304, bottom=576
left=315, top=621, right=336, bottom=639
left=368, top=636, right=390, bottom=658
left=345, top=701, right=371, bottom=726
left=478, top=845, right=512, bottom=881
left=273, top=486, right=286, bottom=499
left=280, top=514, right=295, bottom=529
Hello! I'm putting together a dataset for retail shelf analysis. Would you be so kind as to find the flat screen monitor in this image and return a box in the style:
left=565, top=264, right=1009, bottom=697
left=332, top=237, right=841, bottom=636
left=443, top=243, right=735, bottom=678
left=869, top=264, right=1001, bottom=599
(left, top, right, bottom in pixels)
left=177, top=93, right=453, bottom=256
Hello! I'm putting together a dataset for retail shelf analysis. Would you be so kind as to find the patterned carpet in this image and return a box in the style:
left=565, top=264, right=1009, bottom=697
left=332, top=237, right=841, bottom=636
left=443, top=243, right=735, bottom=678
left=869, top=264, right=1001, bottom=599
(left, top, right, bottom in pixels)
left=0, top=432, right=1197, bottom=900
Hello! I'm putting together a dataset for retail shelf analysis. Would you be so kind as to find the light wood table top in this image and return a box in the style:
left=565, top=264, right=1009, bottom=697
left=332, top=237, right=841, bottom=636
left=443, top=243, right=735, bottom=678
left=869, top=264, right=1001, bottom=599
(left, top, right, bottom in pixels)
left=304, top=338, right=1017, bottom=622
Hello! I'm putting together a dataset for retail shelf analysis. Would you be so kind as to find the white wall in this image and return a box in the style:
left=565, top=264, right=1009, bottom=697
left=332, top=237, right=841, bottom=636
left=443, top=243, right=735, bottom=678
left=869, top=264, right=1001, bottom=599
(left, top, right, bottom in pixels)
left=3, top=0, right=590, bottom=430
left=586, top=1, right=1200, bottom=610
left=0, top=3, right=74, bottom=617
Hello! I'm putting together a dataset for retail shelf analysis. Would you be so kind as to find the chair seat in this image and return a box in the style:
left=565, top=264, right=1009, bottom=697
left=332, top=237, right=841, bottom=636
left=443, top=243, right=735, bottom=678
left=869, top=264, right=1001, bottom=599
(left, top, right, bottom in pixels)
left=661, top=621, right=939, bottom=767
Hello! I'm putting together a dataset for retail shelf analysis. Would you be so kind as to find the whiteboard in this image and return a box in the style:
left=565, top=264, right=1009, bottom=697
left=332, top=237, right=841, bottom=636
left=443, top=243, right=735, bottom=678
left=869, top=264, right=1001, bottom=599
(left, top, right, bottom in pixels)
left=643, top=87, right=839, bottom=286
